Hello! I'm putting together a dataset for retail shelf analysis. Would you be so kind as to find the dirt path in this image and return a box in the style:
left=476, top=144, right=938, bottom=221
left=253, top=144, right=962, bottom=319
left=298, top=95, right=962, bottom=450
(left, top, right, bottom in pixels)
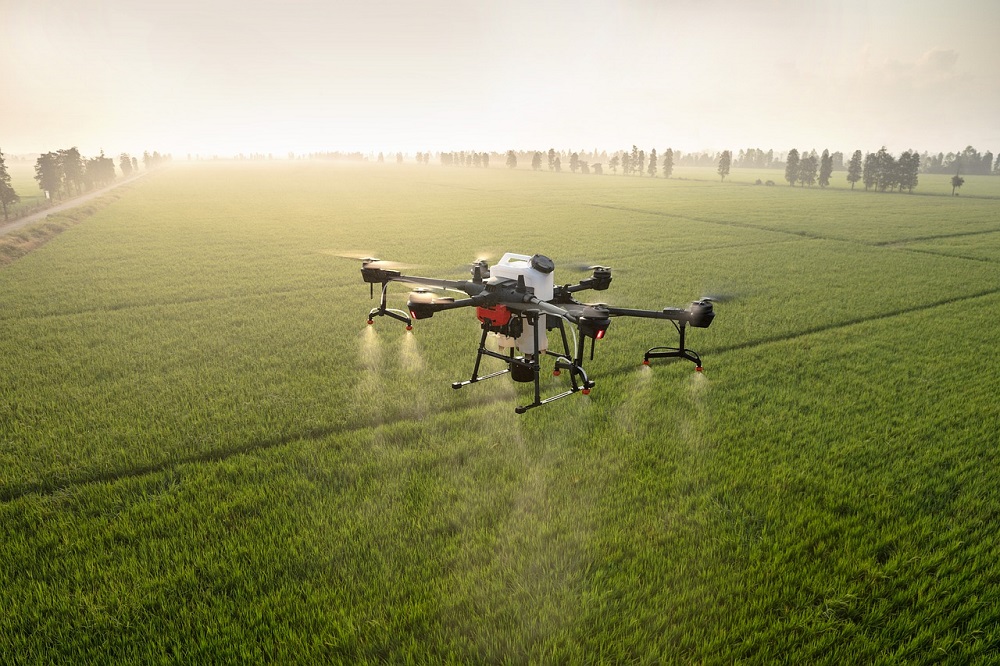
left=0, top=172, right=146, bottom=237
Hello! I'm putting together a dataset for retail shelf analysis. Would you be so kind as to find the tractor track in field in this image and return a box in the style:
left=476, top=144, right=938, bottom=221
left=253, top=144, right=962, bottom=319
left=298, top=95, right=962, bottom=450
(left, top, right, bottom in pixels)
left=0, top=391, right=514, bottom=504
left=712, top=286, right=1000, bottom=354
left=586, top=203, right=1000, bottom=260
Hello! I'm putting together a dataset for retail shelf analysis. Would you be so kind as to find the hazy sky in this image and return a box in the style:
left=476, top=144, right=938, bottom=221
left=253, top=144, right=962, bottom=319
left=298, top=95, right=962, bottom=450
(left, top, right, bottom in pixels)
left=2, top=0, right=998, bottom=157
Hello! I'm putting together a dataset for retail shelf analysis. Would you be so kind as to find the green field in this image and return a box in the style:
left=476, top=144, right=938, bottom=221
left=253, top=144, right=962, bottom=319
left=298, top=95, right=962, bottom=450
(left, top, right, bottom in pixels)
left=2, top=162, right=1000, bottom=662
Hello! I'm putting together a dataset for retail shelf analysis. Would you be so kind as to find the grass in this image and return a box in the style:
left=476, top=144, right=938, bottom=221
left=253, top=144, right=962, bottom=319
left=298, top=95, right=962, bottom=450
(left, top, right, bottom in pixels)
left=2, top=162, right=1000, bottom=662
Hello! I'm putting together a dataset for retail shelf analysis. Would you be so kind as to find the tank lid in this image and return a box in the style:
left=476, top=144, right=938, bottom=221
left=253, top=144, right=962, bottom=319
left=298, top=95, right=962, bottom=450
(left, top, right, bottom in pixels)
left=530, top=254, right=555, bottom=274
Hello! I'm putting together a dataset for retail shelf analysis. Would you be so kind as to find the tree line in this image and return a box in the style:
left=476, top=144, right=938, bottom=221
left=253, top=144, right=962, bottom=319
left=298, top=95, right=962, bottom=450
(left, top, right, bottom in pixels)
left=0, top=147, right=169, bottom=222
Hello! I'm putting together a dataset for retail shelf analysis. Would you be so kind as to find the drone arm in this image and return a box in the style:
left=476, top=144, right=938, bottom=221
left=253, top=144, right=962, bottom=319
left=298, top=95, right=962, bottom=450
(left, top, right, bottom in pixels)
left=407, top=294, right=493, bottom=320
left=604, top=301, right=715, bottom=328
left=392, top=275, right=485, bottom=296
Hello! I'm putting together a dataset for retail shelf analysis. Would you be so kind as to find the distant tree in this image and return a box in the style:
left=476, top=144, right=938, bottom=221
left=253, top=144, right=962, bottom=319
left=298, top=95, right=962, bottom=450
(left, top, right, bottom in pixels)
left=662, top=148, right=674, bottom=178
left=994, top=152, right=1000, bottom=174
left=58, top=147, right=84, bottom=195
left=608, top=154, right=620, bottom=175
left=898, top=150, right=920, bottom=193
left=622, top=153, right=632, bottom=176
left=84, top=151, right=116, bottom=188
left=647, top=148, right=657, bottom=177
left=846, top=150, right=863, bottom=189
left=798, top=153, right=818, bottom=186
left=553, top=156, right=561, bottom=172
left=874, top=146, right=895, bottom=192
left=377, top=152, right=384, bottom=163
left=0, top=148, right=20, bottom=221
left=505, top=150, right=517, bottom=169
left=717, top=150, right=731, bottom=182
left=547, top=148, right=556, bottom=171
left=862, top=152, right=877, bottom=191
left=580, top=161, right=590, bottom=175
left=818, top=149, right=833, bottom=188
left=396, top=152, right=403, bottom=164
left=637, top=150, right=645, bottom=176
left=630, top=145, right=639, bottom=175
left=784, top=149, right=800, bottom=186
left=131, top=156, right=139, bottom=172
left=531, top=152, right=542, bottom=171
left=119, top=153, right=133, bottom=177
left=35, top=151, right=62, bottom=199
left=570, top=152, right=580, bottom=173
left=593, top=163, right=603, bottom=175
left=951, top=174, right=965, bottom=196
left=983, top=151, right=994, bottom=175
left=482, top=153, right=490, bottom=168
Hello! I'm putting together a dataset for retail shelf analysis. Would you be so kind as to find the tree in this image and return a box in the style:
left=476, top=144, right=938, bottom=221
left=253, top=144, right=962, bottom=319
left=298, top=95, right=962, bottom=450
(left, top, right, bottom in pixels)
left=119, top=153, right=133, bottom=177
left=898, top=151, right=919, bottom=193
left=662, top=148, right=674, bottom=178
left=630, top=145, right=639, bottom=175
left=608, top=154, right=620, bottom=175
left=846, top=150, right=863, bottom=189
left=84, top=151, right=116, bottom=188
left=951, top=174, right=965, bottom=196
left=35, top=152, right=62, bottom=200
left=531, top=152, right=542, bottom=171
left=862, top=152, right=877, bottom=191
left=874, top=147, right=896, bottom=192
left=622, top=153, right=632, bottom=176
left=58, top=147, right=84, bottom=195
left=818, top=149, right=833, bottom=188
left=547, top=148, right=556, bottom=171
left=784, top=149, right=800, bottom=186
left=798, top=153, right=818, bottom=186
left=593, top=163, right=603, bottom=175
left=505, top=150, right=517, bottom=169
left=570, top=152, right=580, bottom=173
left=647, top=148, right=657, bottom=177
left=637, top=150, right=645, bottom=176
left=717, top=150, right=731, bottom=182
left=131, top=156, right=139, bottom=173
left=553, top=157, right=561, bottom=172
left=0, top=148, right=20, bottom=221
left=482, top=153, right=490, bottom=168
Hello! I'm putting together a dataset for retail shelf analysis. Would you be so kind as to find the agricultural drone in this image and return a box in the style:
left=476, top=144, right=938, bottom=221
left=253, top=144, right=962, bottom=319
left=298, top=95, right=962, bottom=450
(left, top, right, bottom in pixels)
left=354, top=253, right=717, bottom=413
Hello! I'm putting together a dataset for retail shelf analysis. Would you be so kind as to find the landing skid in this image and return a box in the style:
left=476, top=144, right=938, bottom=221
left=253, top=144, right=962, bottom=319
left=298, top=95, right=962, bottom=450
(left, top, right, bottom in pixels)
left=642, top=322, right=703, bottom=370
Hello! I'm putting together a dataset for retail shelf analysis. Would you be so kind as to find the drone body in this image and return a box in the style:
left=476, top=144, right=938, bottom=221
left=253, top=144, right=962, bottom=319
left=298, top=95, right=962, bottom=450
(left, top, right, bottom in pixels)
left=358, top=252, right=715, bottom=413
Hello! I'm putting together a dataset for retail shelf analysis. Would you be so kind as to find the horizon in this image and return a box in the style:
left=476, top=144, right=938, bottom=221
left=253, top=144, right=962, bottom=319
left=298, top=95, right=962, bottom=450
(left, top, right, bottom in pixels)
left=2, top=0, right=998, bottom=159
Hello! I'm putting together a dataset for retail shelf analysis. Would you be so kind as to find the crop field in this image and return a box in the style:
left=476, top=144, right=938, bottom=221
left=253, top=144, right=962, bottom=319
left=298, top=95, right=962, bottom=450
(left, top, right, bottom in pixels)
left=2, top=162, right=1000, bottom=662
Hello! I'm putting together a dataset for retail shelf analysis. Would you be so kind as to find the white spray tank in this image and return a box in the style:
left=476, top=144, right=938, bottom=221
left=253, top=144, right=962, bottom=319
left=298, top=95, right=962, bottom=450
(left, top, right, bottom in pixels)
left=489, top=253, right=556, bottom=355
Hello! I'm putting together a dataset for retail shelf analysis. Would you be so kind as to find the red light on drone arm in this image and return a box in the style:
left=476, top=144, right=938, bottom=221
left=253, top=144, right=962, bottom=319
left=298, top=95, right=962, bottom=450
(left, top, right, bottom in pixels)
left=595, top=329, right=606, bottom=340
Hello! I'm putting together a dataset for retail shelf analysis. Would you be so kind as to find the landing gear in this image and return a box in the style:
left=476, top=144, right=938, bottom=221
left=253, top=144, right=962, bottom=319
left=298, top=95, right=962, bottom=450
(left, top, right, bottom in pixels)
left=452, top=310, right=594, bottom=413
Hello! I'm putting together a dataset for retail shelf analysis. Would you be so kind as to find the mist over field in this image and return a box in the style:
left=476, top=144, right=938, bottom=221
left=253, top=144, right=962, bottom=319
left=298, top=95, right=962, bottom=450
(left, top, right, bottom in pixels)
left=2, top=0, right=998, bottom=158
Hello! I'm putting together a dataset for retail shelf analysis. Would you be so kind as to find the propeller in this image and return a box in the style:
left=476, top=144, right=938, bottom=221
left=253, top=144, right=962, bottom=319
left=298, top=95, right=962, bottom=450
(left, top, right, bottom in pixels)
left=698, top=292, right=739, bottom=304
left=567, top=262, right=613, bottom=272
left=323, top=251, right=418, bottom=271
